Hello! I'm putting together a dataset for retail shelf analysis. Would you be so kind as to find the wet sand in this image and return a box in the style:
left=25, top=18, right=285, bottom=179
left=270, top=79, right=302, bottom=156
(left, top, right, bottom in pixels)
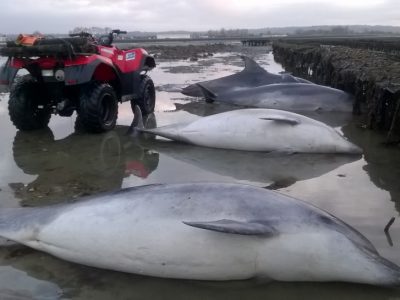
left=0, top=45, right=400, bottom=299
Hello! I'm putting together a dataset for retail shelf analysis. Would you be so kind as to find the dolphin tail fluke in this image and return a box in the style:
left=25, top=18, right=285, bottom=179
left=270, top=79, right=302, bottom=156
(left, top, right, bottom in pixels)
left=128, top=105, right=145, bottom=135
left=196, top=84, right=217, bottom=103
left=133, top=105, right=145, bottom=129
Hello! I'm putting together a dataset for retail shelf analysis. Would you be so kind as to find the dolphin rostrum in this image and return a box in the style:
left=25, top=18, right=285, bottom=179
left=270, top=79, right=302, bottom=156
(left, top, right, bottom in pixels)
left=131, top=106, right=361, bottom=154
left=181, top=56, right=311, bottom=97
left=0, top=182, right=399, bottom=285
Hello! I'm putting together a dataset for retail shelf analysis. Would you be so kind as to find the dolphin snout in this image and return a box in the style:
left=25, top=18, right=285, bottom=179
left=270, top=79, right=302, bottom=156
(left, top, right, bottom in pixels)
left=348, top=142, right=363, bottom=154
left=340, top=140, right=363, bottom=154
left=353, top=145, right=363, bottom=154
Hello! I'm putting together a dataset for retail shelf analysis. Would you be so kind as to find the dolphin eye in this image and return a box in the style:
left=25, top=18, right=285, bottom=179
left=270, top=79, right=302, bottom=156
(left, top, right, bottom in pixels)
left=318, top=215, right=334, bottom=226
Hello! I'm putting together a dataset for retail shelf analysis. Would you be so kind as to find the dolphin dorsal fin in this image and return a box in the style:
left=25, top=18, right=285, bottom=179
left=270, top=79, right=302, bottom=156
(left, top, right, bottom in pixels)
left=241, top=56, right=268, bottom=73
left=196, top=83, right=217, bottom=103
left=260, top=117, right=300, bottom=126
left=183, top=219, right=277, bottom=236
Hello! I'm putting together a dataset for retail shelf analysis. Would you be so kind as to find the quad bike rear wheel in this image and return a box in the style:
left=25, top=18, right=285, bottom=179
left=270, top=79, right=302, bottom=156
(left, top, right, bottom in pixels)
left=8, top=75, right=51, bottom=131
left=78, top=83, right=118, bottom=133
left=131, top=75, right=155, bottom=115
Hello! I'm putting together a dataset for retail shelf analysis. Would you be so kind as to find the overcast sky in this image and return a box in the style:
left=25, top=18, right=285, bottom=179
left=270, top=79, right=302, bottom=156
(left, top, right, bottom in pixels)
left=0, top=0, right=398, bottom=33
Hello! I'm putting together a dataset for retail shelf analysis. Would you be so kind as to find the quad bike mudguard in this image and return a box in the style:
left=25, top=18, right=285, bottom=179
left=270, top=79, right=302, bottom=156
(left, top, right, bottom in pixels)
left=0, top=55, right=121, bottom=89
left=64, top=55, right=120, bottom=86
left=0, top=51, right=155, bottom=99
left=0, top=59, right=19, bottom=86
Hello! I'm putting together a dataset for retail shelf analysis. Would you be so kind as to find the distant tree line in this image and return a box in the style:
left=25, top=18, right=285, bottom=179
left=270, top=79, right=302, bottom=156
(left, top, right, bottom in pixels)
left=201, top=28, right=254, bottom=38
left=292, top=26, right=352, bottom=36
left=69, top=27, right=112, bottom=35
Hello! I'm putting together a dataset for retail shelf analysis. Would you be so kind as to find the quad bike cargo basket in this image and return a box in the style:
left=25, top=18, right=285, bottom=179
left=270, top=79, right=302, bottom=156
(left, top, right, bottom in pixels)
left=0, top=37, right=98, bottom=58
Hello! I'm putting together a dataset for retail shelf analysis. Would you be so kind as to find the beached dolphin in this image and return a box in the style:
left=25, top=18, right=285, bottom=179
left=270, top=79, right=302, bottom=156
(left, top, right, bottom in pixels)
left=198, top=83, right=354, bottom=112
left=131, top=106, right=361, bottom=154
left=0, top=182, right=399, bottom=285
left=181, top=56, right=311, bottom=97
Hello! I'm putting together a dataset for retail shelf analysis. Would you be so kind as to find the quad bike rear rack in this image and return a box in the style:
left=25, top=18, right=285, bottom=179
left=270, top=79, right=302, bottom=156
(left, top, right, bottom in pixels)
left=0, top=37, right=98, bottom=59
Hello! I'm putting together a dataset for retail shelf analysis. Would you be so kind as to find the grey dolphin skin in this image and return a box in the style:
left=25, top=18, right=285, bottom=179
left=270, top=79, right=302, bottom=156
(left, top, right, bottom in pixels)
left=0, top=182, right=399, bottom=285
left=181, top=56, right=311, bottom=97
left=198, top=82, right=354, bottom=112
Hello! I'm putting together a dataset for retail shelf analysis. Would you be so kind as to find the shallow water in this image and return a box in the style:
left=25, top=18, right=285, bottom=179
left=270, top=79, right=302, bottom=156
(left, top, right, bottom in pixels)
left=0, top=47, right=400, bottom=299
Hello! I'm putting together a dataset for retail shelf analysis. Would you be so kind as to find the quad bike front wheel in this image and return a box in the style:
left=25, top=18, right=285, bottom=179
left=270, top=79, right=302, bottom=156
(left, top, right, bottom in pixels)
left=78, top=83, right=118, bottom=133
left=131, top=75, right=156, bottom=115
left=8, top=75, right=51, bottom=131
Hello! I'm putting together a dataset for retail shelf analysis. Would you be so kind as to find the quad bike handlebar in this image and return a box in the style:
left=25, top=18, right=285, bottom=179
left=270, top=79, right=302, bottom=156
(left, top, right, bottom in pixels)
left=99, top=29, right=127, bottom=46
left=69, top=32, right=94, bottom=38
left=68, top=29, right=127, bottom=46
left=112, top=29, right=127, bottom=35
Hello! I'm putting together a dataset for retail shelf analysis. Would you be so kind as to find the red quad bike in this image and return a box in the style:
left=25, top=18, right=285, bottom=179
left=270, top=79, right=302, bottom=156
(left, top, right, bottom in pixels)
left=0, top=29, right=156, bottom=132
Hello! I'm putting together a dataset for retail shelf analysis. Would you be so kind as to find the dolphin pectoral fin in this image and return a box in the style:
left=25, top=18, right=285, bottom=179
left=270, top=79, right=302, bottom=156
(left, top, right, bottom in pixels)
left=259, top=117, right=300, bottom=126
left=196, top=84, right=217, bottom=103
left=183, top=219, right=277, bottom=236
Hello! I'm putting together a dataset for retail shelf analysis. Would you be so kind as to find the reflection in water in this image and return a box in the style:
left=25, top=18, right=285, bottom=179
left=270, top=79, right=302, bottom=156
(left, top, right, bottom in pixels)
left=342, top=120, right=400, bottom=213
left=139, top=138, right=361, bottom=188
left=0, top=265, right=61, bottom=300
left=0, top=244, right=397, bottom=300
left=10, top=125, right=159, bottom=206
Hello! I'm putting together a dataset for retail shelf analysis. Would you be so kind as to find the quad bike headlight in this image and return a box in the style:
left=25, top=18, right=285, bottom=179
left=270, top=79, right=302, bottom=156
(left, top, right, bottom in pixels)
left=55, top=69, right=65, bottom=81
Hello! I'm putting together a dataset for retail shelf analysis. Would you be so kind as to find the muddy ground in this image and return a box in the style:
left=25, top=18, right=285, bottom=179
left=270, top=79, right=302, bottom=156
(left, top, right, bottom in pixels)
left=145, top=43, right=236, bottom=60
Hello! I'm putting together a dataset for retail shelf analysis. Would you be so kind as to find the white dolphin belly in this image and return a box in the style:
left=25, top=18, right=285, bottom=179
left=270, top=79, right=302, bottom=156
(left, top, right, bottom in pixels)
left=36, top=215, right=259, bottom=280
